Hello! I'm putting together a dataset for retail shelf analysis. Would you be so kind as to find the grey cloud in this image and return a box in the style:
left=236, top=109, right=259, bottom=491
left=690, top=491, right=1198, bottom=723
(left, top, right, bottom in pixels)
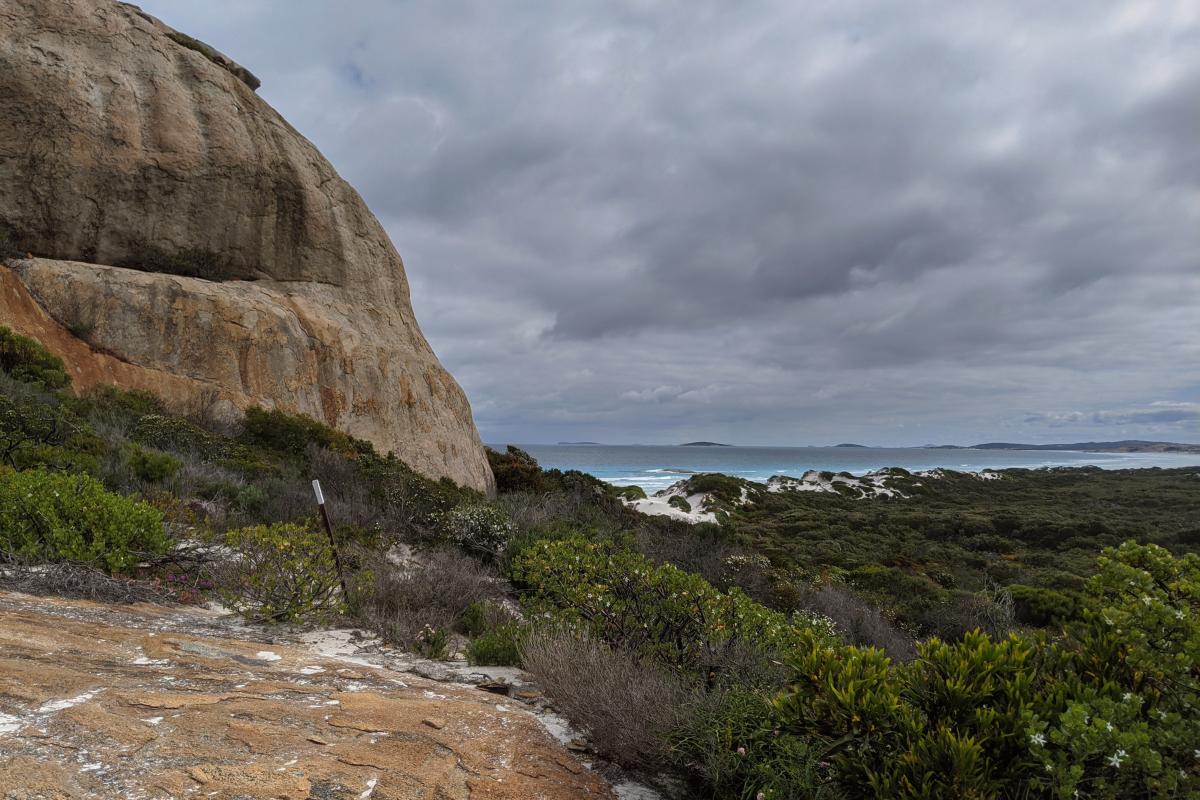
left=139, top=0, right=1200, bottom=446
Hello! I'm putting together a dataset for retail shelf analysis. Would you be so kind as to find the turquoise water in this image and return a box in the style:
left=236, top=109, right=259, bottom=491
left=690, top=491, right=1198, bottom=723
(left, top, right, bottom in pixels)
left=497, top=444, right=1200, bottom=493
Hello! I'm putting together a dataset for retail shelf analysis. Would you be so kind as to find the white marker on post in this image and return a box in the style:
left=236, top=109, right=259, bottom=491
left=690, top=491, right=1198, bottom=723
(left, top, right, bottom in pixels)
left=311, top=477, right=347, bottom=595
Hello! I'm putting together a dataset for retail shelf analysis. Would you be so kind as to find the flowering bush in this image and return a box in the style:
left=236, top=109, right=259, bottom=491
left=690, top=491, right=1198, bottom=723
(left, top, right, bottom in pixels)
left=221, top=521, right=344, bottom=624
left=437, top=503, right=515, bottom=558
left=508, top=536, right=837, bottom=674
left=414, top=623, right=450, bottom=659
left=0, top=467, right=167, bottom=572
left=763, top=541, right=1199, bottom=800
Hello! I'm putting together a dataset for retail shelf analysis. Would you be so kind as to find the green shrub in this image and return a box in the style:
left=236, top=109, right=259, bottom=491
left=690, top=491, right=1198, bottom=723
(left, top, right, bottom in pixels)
left=613, top=484, right=647, bottom=501
left=357, top=451, right=474, bottom=530
left=668, top=495, right=692, bottom=513
left=239, top=406, right=364, bottom=459
left=682, top=473, right=754, bottom=504
left=461, top=599, right=514, bottom=636
left=131, top=413, right=219, bottom=456
left=414, top=623, right=450, bottom=659
left=126, top=445, right=180, bottom=483
left=486, top=445, right=546, bottom=493
left=0, top=390, right=100, bottom=472
left=508, top=536, right=837, bottom=674
left=75, top=385, right=166, bottom=426
left=231, top=484, right=267, bottom=514
left=0, top=327, right=69, bottom=389
left=765, top=541, right=1199, bottom=800
left=1009, top=583, right=1081, bottom=627
left=437, top=503, right=515, bottom=558
left=467, top=620, right=525, bottom=666
left=221, top=521, right=344, bottom=624
left=672, top=688, right=835, bottom=800
left=0, top=468, right=167, bottom=572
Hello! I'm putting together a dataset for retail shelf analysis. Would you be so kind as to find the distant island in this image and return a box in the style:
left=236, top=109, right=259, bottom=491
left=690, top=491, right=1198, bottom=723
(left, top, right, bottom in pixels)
left=833, top=443, right=868, bottom=448
left=680, top=441, right=732, bottom=447
left=557, top=441, right=604, bottom=445
left=932, top=440, right=1200, bottom=454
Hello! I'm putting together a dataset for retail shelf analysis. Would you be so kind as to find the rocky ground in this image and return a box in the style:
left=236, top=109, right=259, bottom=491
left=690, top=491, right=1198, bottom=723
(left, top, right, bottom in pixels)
left=0, top=591, right=616, bottom=800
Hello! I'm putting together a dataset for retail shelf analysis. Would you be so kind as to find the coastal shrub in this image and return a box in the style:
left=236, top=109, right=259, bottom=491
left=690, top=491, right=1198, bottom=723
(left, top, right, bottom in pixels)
left=920, top=582, right=1016, bottom=641
left=437, top=503, right=515, bottom=558
left=0, top=468, right=167, bottom=572
left=221, top=521, right=344, bottom=624
left=126, top=444, right=181, bottom=483
left=1009, top=583, right=1081, bottom=627
left=508, top=536, right=837, bottom=675
left=761, top=542, right=1200, bottom=800
left=71, top=386, right=166, bottom=451
left=131, top=413, right=220, bottom=457
left=0, top=327, right=69, bottom=389
left=357, top=451, right=473, bottom=533
left=466, top=620, right=524, bottom=666
left=414, top=623, right=450, bottom=659
left=0, top=386, right=102, bottom=472
left=520, top=626, right=691, bottom=771
left=362, top=546, right=501, bottom=650
left=672, top=688, right=834, bottom=800
left=794, top=583, right=916, bottom=661
left=629, top=526, right=775, bottom=604
left=668, top=495, right=692, bottom=513
left=238, top=406, right=363, bottom=459
left=681, top=473, right=752, bottom=505
left=614, top=484, right=646, bottom=501
left=460, top=599, right=514, bottom=636
left=727, top=465, right=1200, bottom=635
left=486, top=445, right=546, bottom=493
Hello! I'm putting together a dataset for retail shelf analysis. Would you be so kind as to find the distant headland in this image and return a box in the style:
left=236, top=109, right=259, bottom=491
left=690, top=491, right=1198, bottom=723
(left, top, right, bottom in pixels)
left=679, top=441, right=732, bottom=447
left=933, top=440, right=1200, bottom=454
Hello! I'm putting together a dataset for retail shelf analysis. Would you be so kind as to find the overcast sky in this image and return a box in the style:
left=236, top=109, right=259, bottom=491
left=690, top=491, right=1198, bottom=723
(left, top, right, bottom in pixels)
left=139, top=1, right=1199, bottom=446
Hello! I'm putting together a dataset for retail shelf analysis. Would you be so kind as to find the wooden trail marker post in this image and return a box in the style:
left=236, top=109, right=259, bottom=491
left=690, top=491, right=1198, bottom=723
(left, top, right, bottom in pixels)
left=312, top=479, right=350, bottom=599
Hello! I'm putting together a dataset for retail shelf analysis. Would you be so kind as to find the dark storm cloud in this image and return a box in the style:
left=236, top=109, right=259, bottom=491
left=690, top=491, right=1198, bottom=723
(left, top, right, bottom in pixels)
left=139, top=1, right=1200, bottom=445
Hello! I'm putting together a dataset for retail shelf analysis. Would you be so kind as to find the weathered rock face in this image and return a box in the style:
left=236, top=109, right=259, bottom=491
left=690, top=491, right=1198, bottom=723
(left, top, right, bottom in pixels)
left=0, top=591, right=614, bottom=799
left=0, top=0, right=494, bottom=492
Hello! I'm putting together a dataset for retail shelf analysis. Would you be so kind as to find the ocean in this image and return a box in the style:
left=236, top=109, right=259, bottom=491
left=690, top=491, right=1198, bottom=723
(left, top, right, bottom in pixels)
left=496, top=444, right=1200, bottom=493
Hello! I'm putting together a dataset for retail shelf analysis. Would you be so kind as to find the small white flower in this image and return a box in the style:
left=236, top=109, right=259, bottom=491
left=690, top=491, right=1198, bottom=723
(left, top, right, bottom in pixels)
left=1158, top=711, right=1168, bottom=721
left=1030, top=733, right=1047, bottom=747
left=736, top=746, right=746, bottom=756
left=1141, top=595, right=1152, bottom=606
left=1122, top=692, right=1133, bottom=701
left=1044, top=764, right=1053, bottom=772
left=1107, top=749, right=1126, bottom=769
left=1176, top=609, right=1185, bottom=620
left=1103, top=616, right=1114, bottom=626
left=1105, top=722, right=1113, bottom=732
